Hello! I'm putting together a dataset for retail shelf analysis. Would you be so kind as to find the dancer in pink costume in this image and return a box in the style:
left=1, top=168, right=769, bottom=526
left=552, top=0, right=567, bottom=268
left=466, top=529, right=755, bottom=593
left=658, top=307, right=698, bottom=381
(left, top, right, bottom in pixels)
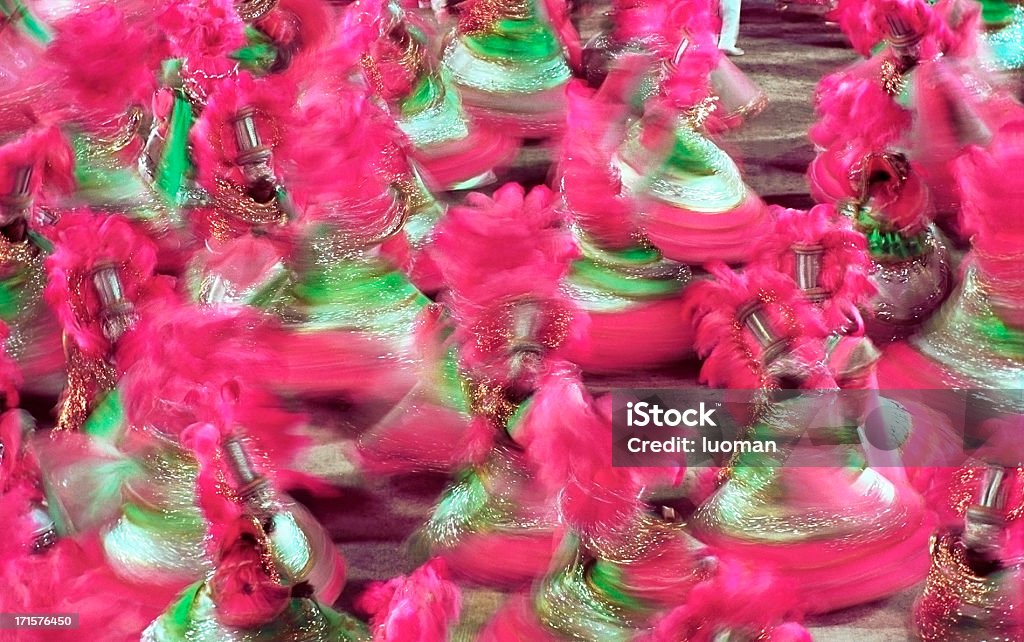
left=558, top=74, right=697, bottom=373
left=913, top=466, right=1024, bottom=641
left=557, top=2, right=768, bottom=373
left=682, top=263, right=933, bottom=614
left=405, top=183, right=589, bottom=586
left=810, top=43, right=956, bottom=341
left=752, top=202, right=960, bottom=489
left=880, top=122, right=1024, bottom=394
left=479, top=381, right=716, bottom=641
left=184, top=63, right=429, bottom=403
left=440, top=0, right=581, bottom=138
left=0, top=126, right=74, bottom=396
left=345, top=0, right=518, bottom=190
left=38, top=211, right=344, bottom=606
left=603, top=0, right=767, bottom=265
left=0, top=322, right=173, bottom=642
left=139, top=422, right=366, bottom=642
left=824, top=0, right=1024, bottom=236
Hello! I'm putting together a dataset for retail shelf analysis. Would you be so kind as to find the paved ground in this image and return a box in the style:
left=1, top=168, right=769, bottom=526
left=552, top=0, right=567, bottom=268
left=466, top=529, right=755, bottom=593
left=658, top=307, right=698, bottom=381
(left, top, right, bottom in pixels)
left=299, top=3, right=924, bottom=640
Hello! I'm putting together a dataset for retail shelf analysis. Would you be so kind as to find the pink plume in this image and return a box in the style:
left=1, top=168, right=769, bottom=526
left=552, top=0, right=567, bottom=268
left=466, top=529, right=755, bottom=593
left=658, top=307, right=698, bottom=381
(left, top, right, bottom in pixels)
left=826, top=0, right=886, bottom=55
left=0, top=125, right=75, bottom=202
left=157, top=0, right=245, bottom=60
left=44, top=211, right=169, bottom=359
left=810, top=70, right=911, bottom=151
left=356, top=558, right=462, bottom=642
left=681, top=263, right=830, bottom=390
left=190, top=71, right=297, bottom=192
left=46, top=5, right=162, bottom=126
left=639, top=561, right=809, bottom=642
left=429, top=183, right=583, bottom=372
left=754, top=204, right=876, bottom=332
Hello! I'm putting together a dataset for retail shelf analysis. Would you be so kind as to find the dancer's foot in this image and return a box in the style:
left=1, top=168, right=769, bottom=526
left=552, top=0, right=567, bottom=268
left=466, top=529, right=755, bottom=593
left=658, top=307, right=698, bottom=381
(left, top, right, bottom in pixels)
left=720, top=46, right=745, bottom=56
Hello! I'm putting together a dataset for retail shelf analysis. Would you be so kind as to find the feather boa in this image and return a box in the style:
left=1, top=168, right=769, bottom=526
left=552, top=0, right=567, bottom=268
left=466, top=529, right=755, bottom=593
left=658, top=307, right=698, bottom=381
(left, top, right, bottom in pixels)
left=429, top=183, right=583, bottom=373
left=754, top=204, right=876, bottom=332
left=356, top=558, right=462, bottom=642
left=681, top=263, right=831, bottom=390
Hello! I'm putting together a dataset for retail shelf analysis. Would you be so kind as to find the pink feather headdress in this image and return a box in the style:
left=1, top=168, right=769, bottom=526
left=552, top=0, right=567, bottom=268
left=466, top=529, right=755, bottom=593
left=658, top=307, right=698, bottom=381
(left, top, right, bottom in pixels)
left=956, top=123, right=1024, bottom=297
left=681, top=263, right=832, bottom=390
left=45, top=5, right=162, bottom=131
left=429, top=183, right=583, bottom=376
left=190, top=71, right=297, bottom=195
left=356, top=558, right=462, bottom=642
left=44, top=210, right=171, bottom=360
left=276, top=77, right=411, bottom=240
left=754, top=204, right=876, bottom=333
left=0, top=125, right=75, bottom=217
left=118, top=303, right=308, bottom=466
